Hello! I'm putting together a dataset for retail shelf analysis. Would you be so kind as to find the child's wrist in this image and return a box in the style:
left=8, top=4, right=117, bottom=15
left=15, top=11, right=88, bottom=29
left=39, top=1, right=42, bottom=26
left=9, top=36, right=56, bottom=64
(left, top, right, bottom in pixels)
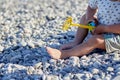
left=103, top=25, right=108, bottom=32
left=87, top=18, right=98, bottom=26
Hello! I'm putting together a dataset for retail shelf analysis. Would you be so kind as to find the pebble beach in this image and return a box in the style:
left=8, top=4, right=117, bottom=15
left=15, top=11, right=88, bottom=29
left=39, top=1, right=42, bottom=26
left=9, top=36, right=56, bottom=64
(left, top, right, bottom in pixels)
left=0, top=0, right=120, bottom=80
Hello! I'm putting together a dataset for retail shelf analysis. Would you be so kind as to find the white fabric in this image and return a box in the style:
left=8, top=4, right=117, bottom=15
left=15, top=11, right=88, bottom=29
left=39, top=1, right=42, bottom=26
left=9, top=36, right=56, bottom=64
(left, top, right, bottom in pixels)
left=89, top=0, right=120, bottom=25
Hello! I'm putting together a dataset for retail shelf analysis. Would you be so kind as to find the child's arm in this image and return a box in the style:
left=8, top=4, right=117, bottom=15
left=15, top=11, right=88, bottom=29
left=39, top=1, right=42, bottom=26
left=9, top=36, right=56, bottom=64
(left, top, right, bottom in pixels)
left=85, top=6, right=97, bottom=23
left=93, top=24, right=120, bottom=34
left=104, top=24, right=120, bottom=34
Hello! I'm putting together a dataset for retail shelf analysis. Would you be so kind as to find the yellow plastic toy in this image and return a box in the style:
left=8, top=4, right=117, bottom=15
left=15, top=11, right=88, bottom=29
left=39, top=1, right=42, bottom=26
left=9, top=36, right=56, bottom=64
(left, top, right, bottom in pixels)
left=62, top=17, right=95, bottom=31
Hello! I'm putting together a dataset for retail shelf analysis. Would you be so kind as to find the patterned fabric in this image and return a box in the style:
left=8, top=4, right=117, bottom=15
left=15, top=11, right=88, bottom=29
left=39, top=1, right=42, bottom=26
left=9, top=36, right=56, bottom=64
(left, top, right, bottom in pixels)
left=88, top=0, right=120, bottom=25
left=89, top=0, right=120, bottom=53
left=104, top=33, right=120, bottom=53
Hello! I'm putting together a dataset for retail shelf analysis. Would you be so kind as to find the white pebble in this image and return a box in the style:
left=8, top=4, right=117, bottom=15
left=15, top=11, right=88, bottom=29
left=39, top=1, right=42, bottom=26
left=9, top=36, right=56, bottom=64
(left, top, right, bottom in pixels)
left=92, top=68, right=99, bottom=74
left=107, top=67, right=114, bottom=72
left=113, top=76, right=120, bottom=80
left=0, top=45, right=4, bottom=52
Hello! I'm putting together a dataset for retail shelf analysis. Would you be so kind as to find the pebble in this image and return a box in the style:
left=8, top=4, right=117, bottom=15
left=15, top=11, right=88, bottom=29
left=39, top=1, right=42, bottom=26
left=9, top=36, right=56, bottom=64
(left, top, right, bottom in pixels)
left=0, top=0, right=119, bottom=80
left=0, top=45, right=4, bottom=52
left=10, top=54, right=22, bottom=62
left=92, top=61, right=101, bottom=68
left=69, top=56, right=80, bottom=67
left=27, top=41, right=35, bottom=48
left=34, top=62, right=42, bottom=69
left=42, top=74, right=46, bottom=80
left=107, top=67, right=114, bottom=72
left=113, top=53, right=120, bottom=61
left=67, top=31, right=76, bottom=37
left=43, top=62, right=50, bottom=69
left=74, top=73, right=84, bottom=79
left=0, top=63, right=5, bottom=68
left=34, top=69, right=43, bottom=75
left=113, top=76, right=120, bottom=80
left=85, top=72, right=93, bottom=79
left=27, top=66, right=35, bottom=74
left=81, top=55, right=89, bottom=60
left=20, top=40, right=27, bottom=46
left=116, top=71, right=120, bottom=75
left=105, top=74, right=112, bottom=80
left=93, top=75, right=100, bottom=80
left=46, top=75, right=59, bottom=80
left=49, top=59, right=56, bottom=65
left=100, top=72, right=106, bottom=79
left=63, top=74, right=71, bottom=80
left=91, top=68, right=99, bottom=74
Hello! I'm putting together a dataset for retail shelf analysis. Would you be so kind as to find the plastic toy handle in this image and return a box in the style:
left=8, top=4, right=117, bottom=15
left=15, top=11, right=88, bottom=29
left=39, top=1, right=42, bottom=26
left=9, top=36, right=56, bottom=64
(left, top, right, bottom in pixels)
left=62, top=16, right=96, bottom=31
left=71, top=23, right=95, bottom=31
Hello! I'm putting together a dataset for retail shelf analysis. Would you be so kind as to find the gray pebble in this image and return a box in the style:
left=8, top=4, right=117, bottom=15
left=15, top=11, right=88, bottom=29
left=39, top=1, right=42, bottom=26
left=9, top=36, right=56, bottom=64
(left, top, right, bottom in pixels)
left=113, top=76, right=120, bottom=80
left=0, top=0, right=119, bottom=80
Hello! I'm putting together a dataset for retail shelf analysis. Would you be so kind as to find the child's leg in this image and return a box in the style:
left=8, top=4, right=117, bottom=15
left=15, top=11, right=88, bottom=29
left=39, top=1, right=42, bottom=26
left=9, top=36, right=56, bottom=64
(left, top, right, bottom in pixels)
left=46, top=35, right=105, bottom=59
left=60, top=14, right=88, bottom=50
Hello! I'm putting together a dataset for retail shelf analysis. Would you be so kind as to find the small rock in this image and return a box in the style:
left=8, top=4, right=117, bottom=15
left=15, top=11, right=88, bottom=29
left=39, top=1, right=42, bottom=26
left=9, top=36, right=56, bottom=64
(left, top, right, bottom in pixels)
left=9, top=79, right=16, bottom=80
left=63, top=74, right=71, bottom=80
left=105, top=74, right=112, bottom=80
left=0, top=63, right=5, bottom=68
left=100, top=72, right=106, bottom=79
left=47, top=75, right=59, bottom=80
left=34, top=69, right=43, bottom=75
left=81, top=55, right=88, bottom=59
left=67, top=31, right=76, bottom=37
left=27, top=41, right=35, bottom=48
left=42, top=74, right=46, bottom=80
left=21, top=40, right=27, bottom=46
left=34, top=62, right=42, bottom=69
left=92, top=61, right=101, bottom=68
left=107, top=67, right=114, bottom=72
left=49, top=59, right=56, bottom=65
left=93, top=75, right=100, bottom=80
left=10, top=55, right=22, bottom=62
left=27, top=66, right=35, bottom=74
left=0, top=45, right=4, bottom=52
left=85, top=72, right=93, bottom=79
left=115, top=67, right=120, bottom=73
left=114, top=64, right=120, bottom=69
left=43, top=62, right=50, bottom=69
left=116, top=71, right=120, bottom=75
left=69, top=56, right=80, bottom=66
left=113, top=76, right=120, bottom=80
left=113, top=53, right=120, bottom=61
left=74, top=73, right=84, bottom=79
left=92, top=68, right=99, bottom=74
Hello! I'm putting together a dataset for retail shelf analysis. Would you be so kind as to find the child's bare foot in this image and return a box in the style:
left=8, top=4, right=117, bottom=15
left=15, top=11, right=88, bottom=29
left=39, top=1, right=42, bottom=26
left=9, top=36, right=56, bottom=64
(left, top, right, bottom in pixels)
left=46, top=47, right=62, bottom=59
left=60, top=41, right=78, bottom=50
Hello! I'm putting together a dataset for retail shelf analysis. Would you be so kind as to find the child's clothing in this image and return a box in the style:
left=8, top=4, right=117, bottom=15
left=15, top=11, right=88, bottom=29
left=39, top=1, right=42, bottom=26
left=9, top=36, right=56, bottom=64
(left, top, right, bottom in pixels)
left=88, top=0, right=120, bottom=53
left=104, top=33, right=120, bottom=53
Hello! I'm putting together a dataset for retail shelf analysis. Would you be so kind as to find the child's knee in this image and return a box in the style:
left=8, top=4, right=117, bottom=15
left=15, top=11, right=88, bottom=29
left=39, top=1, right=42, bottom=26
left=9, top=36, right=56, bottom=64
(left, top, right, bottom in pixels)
left=91, top=35, right=104, bottom=44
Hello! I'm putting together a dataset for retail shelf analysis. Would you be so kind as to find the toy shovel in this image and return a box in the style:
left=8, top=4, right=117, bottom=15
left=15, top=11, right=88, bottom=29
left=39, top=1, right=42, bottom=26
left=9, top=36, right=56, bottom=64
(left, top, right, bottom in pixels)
left=62, top=17, right=95, bottom=31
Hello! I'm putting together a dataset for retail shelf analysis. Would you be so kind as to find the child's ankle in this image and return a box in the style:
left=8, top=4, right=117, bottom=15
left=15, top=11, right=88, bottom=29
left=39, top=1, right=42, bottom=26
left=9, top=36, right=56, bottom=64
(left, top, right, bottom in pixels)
left=60, top=50, right=68, bottom=59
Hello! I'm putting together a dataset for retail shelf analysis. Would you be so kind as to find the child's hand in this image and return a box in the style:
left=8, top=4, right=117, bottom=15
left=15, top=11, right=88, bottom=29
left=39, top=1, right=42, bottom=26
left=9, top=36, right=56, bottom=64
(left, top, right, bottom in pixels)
left=92, top=24, right=106, bottom=35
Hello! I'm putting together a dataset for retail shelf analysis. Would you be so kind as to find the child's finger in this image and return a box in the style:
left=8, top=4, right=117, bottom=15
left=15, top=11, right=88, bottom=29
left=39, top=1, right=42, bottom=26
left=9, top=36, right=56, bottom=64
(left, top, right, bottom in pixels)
left=90, top=29, right=94, bottom=35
